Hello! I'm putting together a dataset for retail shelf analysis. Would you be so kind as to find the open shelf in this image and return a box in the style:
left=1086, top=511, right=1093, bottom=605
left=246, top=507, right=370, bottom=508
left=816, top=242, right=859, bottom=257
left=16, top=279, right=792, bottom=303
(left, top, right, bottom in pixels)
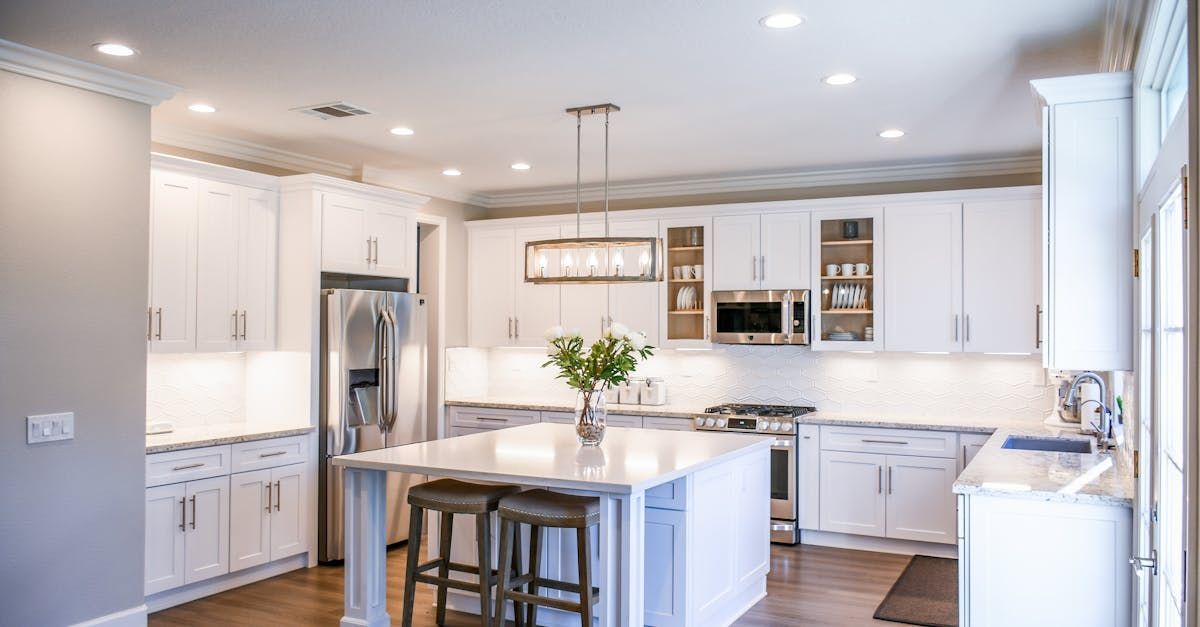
left=817, top=216, right=877, bottom=345
left=822, top=239, right=874, bottom=247
left=665, top=225, right=708, bottom=343
left=667, top=246, right=705, bottom=252
left=668, top=278, right=704, bottom=283
left=821, top=275, right=873, bottom=280
left=668, top=310, right=705, bottom=315
left=822, top=309, right=874, bottom=314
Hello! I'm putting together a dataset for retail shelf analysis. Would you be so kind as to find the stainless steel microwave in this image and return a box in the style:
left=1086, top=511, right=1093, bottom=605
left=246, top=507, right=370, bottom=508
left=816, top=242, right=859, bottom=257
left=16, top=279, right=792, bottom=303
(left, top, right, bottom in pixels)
left=711, top=290, right=810, bottom=345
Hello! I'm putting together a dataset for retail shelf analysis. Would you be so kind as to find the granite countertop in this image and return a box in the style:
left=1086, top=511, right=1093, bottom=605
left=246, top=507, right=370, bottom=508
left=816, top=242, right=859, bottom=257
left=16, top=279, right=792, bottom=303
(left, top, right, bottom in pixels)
left=146, top=423, right=315, bottom=454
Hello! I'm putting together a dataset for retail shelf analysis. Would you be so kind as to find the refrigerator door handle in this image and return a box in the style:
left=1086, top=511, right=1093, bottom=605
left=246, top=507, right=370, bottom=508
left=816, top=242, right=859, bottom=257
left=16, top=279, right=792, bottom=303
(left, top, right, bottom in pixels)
left=377, top=306, right=398, bottom=434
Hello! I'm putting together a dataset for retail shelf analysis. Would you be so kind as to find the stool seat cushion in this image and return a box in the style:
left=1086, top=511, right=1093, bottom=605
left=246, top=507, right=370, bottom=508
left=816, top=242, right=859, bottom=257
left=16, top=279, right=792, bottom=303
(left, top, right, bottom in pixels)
left=408, top=478, right=522, bottom=514
left=498, top=489, right=600, bottom=528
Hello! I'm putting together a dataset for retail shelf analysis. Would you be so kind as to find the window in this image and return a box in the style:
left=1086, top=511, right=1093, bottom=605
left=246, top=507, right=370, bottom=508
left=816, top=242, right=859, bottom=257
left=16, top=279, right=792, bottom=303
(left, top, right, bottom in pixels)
left=1160, top=38, right=1188, bottom=140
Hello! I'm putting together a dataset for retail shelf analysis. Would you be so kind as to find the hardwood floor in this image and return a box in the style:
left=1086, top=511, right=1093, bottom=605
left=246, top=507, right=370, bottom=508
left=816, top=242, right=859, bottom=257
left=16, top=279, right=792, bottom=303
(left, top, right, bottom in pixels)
left=150, top=541, right=912, bottom=626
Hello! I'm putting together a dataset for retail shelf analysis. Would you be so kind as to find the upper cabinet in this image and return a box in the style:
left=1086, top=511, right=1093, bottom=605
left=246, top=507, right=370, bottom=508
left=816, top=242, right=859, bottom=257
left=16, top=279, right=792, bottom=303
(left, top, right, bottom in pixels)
left=962, top=199, right=1041, bottom=354
left=660, top=217, right=712, bottom=348
left=149, top=157, right=279, bottom=353
left=467, top=225, right=562, bottom=347
left=320, top=193, right=415, bottom=278
left=884, top=203, right=962, bottom=353
left=607, top=220, right=661, bottom=347
left=811, top=208, right=883, bottom=351
left=1032, top=72, right=1133, bottom=371
left=712, top=212, right=809, bottom=291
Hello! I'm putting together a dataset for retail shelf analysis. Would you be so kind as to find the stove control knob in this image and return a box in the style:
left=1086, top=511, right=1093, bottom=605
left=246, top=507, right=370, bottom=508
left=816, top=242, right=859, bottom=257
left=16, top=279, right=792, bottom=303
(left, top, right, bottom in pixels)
left=769, top=421, right=781, bottom=432
left=716, top=418, right=727, bottom=428
left=694, top=417, right=706, bottom=428
left=757, top=420, right=769, bottom=431
left=705, top=418, right=717, bottom=427
left=780, top=422, right=793, bottom=432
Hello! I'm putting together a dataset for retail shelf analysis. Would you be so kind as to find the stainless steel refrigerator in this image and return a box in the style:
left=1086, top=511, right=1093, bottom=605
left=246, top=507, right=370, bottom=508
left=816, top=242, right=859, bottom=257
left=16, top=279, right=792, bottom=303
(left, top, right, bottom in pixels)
left=319, top=288, right=427, bottom=562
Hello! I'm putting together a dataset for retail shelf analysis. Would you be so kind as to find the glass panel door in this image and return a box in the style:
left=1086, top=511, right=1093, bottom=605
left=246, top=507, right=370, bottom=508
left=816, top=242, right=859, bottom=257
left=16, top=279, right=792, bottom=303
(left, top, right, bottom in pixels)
left=1136, top=223, right=1155, bottom=626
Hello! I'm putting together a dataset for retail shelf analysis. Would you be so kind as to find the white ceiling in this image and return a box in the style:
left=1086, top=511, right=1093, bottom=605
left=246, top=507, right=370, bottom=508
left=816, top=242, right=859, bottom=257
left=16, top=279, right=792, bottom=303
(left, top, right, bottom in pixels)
left=0, top=1, right=1107, bottom=205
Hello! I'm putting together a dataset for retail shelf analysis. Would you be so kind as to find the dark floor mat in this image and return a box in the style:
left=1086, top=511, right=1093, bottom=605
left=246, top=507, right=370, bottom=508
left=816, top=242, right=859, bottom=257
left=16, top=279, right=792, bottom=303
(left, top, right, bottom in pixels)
left=872, top=555, right=958, bottom=627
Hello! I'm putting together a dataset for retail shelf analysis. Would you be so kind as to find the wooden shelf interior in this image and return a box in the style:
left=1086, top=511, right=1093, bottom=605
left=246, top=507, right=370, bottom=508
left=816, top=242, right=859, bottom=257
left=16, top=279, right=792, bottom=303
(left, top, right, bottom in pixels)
left=666, top=225, right=706, bottom=340
left=819, top=217, right=875, bottom=340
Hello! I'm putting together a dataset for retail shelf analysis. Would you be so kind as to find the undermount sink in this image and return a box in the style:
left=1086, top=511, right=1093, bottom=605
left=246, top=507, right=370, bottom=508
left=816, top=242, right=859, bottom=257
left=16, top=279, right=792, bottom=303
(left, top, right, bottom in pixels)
left=1001, top=435, right=1095, bottom=454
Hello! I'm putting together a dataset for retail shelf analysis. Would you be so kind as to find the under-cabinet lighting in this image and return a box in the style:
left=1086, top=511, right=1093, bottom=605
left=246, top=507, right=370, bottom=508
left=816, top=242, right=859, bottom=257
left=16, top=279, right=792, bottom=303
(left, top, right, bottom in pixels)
left=915, top=352, right=950, bottom=355
left=850, top=350, right=875, bottom=354
left=984, top=352, right=1033, bottom=356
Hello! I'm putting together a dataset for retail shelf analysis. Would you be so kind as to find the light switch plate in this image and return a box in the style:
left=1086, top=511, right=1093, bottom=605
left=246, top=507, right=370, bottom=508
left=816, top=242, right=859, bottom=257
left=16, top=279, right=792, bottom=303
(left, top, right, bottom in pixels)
left=27, top=412, right=74, bottom=443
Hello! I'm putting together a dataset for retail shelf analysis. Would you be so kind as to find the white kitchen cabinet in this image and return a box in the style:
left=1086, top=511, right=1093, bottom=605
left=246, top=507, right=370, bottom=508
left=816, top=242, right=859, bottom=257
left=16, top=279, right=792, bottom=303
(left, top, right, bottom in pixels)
left=962, top=199, right=1041, bottom=354
left=644, top=507, right=686, bottom=627
left=269, top=463, right=307, bottom=560
left=959, top=433, right=991, bottom=472
left=447, top=406, right=540, bottom=432
left=642, top=416, right=693, bottom=431
left=712, top=212, right=809, bottom=291
left=467, top=229, right=517, bottom=347
left=145, top=483, right=187, bottom=595
left=607, top=219, right=661, bottom=346
left=229, top=468, right=272, bottom=572
left=810, top=207, right=884, bottom=351
left=796, top=424, right=821, bottom=530
left=321, top=193, right=415, bottom=279
left=660, top=217, right=714, bottom=348
left=884, top=455, right=957, bottom=543
left=183, top=475, right=230, bottom=585
left=819, top=450, right=886, bottom=537
left=149, top=170, right=198, bottom=352
left=514, top=225, right=564, bottom=346
left=558, top=222, right=607, bottom=342
left=1032, top=73, right=1132, bottom=371
left=884, top=203, right=963, bottom=353
left=237, top=187, right=278, bottom=350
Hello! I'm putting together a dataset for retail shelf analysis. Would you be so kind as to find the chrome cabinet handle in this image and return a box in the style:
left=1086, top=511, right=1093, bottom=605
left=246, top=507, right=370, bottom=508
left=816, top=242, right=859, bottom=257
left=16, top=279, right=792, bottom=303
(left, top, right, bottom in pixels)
left=265, top=483, right=272, bottom=513
left=965, top=315, right=971, bottom=342
left=231, top=310, right=239, bottom=339
left=372, top=237, right=379, bottom=264
left=189, top=495, right=197, bottom=530
left=877, top=466, right=883, bottom=494
left=155, top=308, right=163, bottom=340
left=274, top=481, right=281, bottom=511
left=962, top=444, right=967, bottom=467
left=752, top=256, right=757, bottom=280
left=704, top=315, right=710, bottom=340
left=240, top=310, right=247, bottom=340
left=861, top=439, right=908, bottom=445
left=514, top=317, right=519, bottom=340
left=172, top=462, right=205, bottom=471
left=507, top=317, right=513, bottom=339
left=1035, top=305, right=1043, bottom=348
left=888, top=467, right=893, bottom=494
left=259, top=450, right=287, bottom=458
left=147, top=307, right=154, bottom=340
left=953, top=314, right=959, bottom=342
left=476, top=416, right=509, bottom=422
left=179, top=497, right=186, bottom=532
left=761, top=256, right=766, bottom=281
left=366, top=238, right=373, bottom=263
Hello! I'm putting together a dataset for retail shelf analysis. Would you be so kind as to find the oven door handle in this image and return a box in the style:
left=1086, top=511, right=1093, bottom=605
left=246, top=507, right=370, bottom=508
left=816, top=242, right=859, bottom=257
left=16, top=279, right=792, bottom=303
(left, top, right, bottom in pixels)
left=781, top=291, right=792, bottom=342
left=772, top=438, right=793, bottom=448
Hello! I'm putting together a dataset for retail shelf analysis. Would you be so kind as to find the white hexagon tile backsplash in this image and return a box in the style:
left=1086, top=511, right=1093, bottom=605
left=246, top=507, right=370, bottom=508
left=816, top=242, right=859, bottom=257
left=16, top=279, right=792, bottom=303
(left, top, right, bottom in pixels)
left=147, top=352, right=247, bottom=426
left=448, top=345, right=1057, bottom=422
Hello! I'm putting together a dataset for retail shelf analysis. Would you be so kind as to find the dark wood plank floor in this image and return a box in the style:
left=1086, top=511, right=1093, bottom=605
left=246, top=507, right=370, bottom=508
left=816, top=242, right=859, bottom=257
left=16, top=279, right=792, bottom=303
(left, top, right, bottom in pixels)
left=150, top=540, right=912, bottom=626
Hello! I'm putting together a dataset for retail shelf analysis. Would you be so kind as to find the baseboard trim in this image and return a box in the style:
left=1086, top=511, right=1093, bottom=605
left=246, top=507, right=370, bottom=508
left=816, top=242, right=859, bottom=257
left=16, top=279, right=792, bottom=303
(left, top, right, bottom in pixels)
left=71, top=604, right=148, bottom=627
left=800, top=529, right=957, bottom=558
left=146, top=553, right=309, bottom=613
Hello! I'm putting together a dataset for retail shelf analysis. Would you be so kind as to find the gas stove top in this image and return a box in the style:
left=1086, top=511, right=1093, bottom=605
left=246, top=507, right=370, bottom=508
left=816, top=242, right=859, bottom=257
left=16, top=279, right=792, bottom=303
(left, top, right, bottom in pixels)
left=695, top=403, right=816, bottom=434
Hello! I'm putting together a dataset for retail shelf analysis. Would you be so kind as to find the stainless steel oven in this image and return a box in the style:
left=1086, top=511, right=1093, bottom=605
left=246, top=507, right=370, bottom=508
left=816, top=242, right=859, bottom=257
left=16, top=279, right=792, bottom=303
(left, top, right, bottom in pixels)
left=694, top=403, right=815, bottom=544
left=711, top=289, right=809, bottom=345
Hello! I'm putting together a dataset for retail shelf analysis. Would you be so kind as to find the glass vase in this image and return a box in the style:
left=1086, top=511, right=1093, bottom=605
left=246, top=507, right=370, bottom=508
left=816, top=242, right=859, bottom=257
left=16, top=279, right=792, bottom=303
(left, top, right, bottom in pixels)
left=575, top=383, right=608, bottom=446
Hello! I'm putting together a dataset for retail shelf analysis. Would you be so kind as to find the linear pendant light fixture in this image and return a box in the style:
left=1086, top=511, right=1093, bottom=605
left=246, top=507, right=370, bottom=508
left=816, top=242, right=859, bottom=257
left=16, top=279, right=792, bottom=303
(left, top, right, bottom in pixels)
left=524, top=103, right=663, bottom=284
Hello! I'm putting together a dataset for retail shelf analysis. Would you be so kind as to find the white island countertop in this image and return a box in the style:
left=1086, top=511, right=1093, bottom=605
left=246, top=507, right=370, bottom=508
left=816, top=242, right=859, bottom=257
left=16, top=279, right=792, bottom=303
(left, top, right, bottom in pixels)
left=333, top=421, right=773, bottom=494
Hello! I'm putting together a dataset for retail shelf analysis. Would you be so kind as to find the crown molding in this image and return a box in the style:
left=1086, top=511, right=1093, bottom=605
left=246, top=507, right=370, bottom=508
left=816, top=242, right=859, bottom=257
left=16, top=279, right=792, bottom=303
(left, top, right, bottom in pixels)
left=279, top=173, right=430, bottom=210
left=151, top=152, right=280, bottom=190
left=472, top=154, right=1042, bottom=208
left=357, top=164, right=490, bottom=207
left=152, top=124, right=357, bottom=178
left=1030, top=71, right=1133, bottom=107
left=0, top=38, right=178, bottom=105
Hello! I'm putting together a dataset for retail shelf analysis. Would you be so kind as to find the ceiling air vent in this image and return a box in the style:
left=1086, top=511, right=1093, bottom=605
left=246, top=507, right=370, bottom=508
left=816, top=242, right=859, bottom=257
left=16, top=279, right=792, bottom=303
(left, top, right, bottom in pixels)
left=292, top=101, right=373, bottom=120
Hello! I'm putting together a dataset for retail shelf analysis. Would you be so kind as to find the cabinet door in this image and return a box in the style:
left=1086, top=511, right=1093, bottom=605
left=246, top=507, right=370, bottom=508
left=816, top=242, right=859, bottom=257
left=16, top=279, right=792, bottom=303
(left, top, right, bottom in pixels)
left=645, top=507, right=686, bottom=627
left=797, top=424, right=821, bottom=530
left=145, top=483, right=186, bottom=595
left=184, top=476, right=230, bottom=584
left=959, top=433, right=991, bottom=473
left=607, top=220, right=661, bottom=346
left=819, top=450, right=886, bottom=537
left=321, top=193, right=370, bottom=274
left=558, top=222, right=607, bottom=343
left=659, top=218, right=714, bottom=348
left=270, top=464, right=308, bottom=560
left=885, top=455, right=957, bottom=544
left=370, top=202, right=414, bottom=278
left=229, top=469, right=271, bottom=572
left=760, top=212, right=811, bottom=290
left=963, top=199, right=1040, bottom=354
left=468, top=229, right=516, bottom=346
left=195, top=181, right=240, bottom=351
left=514, top=225, right=563, bottom=346
left=712, top=214, right=761, bottom=290
left=237, top=187, right=278, bottom=350
left=884, top=203, right=963, bottom=352
left=149, top=171, right=198, bottom=352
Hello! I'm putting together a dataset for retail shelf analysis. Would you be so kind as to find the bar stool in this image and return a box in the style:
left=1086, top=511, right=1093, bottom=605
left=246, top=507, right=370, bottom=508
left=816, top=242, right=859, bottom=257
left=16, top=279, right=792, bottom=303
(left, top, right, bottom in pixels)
left=401, top=478, right=524, bottom=627
left=494, top=489, right=601, bottom=626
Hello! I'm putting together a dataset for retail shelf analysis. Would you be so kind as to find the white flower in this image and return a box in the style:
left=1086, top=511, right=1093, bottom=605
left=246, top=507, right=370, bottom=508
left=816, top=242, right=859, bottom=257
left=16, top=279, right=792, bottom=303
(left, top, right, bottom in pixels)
left=628, top=331, right=647, bottom=351
left=566, top=327, right=582, bottom=338
left=543, top=325, right=565, bottom=342
left=607, top=322, right=630, bottom=339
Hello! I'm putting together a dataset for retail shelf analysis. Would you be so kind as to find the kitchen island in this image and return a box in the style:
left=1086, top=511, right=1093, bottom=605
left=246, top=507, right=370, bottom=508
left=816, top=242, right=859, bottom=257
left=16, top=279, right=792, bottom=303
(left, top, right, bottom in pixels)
left=333, top=422, right=773, bottom=626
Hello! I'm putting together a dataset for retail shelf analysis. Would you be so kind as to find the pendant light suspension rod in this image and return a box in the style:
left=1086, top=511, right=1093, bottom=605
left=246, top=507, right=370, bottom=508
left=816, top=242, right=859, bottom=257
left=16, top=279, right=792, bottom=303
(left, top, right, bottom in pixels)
left=604, top=108, right=610, bottom=237
left=575, top=110, right=582, bottom=237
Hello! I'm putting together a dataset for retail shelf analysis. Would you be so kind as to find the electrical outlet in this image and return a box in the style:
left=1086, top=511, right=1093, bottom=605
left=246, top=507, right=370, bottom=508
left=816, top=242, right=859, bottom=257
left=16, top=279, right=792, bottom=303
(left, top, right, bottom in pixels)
left=27, top=412, right=74, bottom=444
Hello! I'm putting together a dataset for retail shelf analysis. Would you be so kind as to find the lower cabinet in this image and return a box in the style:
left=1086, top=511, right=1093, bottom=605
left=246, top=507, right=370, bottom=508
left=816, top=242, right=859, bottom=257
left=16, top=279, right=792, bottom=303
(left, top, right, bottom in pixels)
left=819, top=451, right=887, bottom=536
left=884, top=455, right=957, bottom=543
left=145, top=475, right=231, bottom=595
left=959, top=432, right=990, bottom=472
left=229, top=463, right=308, bottom=572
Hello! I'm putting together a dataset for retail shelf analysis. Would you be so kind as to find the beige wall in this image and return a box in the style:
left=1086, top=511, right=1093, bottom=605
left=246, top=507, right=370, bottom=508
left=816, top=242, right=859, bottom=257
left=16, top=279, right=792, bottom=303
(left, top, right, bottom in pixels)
left=0, top=70, right=150, bottom=624
left=480, top=172, right=1040, bottom=220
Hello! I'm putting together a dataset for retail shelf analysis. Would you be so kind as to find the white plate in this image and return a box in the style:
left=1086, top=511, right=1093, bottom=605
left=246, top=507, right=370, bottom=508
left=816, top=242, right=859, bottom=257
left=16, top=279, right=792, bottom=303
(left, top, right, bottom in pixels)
left=854, top=285, right=862, bottom=309
left=676, top=287, right=684, bottom=311
left=687, top=286, right=697, bottom=309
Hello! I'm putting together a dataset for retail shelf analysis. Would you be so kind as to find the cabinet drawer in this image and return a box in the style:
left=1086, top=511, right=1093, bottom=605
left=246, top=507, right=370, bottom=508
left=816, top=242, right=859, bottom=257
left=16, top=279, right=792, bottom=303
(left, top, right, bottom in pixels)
left=642, top=416, right=695, bottom=432
left=820, top=426, right=957, bottom=459
left=646, top=477, right=687, bottom=510
left=231, top=435, right=307, bottom=472
left=147, top=445, right=232, bottom=487
left=542, top=411, right=643, bottom=428
left=448, top=407, right=539, bottom=430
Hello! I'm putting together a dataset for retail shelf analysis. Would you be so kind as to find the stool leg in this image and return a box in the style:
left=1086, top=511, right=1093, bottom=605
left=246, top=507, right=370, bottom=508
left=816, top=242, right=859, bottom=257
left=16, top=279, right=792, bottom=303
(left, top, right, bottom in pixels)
left=401, top=504, right=424, bottom=627
left=577, top=527, right=594, bottom=625
left=526, top=525, right=541, bottom=627
left=476, top=513, right=494, bottom=627
left=436, top=511, right=453, bottom=625
left=510, top=523, right=525, bottom=627
left=494, top=519, right=513, bottom=627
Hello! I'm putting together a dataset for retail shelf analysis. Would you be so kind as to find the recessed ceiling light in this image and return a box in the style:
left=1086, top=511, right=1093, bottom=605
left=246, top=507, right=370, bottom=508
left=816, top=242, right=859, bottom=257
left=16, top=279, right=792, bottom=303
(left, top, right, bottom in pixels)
left=511, top=162, right=531, bottom=171
left=390, top=126, right=414, bottom=136
left=878, top=129, right=905, bottom=139
left=93, top=42, right=137, bottom=57
left=442, top=168, right=462, bottom=176
left=760, top=13, right=804, bottom=29
left=823, top=73, right=857, bottom=86
left=187, top=103, right=217, bottom=113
